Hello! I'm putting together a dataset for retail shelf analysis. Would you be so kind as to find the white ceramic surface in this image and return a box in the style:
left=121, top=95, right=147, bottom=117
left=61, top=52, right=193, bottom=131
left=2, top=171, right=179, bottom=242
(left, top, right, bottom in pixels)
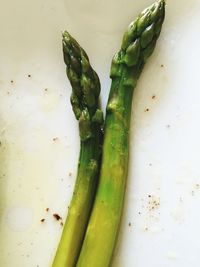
left=1, top=0, right=200, bottom=266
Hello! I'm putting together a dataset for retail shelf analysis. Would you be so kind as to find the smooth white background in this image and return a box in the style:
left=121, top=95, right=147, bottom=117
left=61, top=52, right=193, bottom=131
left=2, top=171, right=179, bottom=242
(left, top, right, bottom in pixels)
left=1, top=0, right=200, bottom=266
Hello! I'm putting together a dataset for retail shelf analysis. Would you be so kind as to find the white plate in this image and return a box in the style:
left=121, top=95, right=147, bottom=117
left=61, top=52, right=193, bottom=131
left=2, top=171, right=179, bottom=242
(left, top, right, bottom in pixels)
left=1, top=0, right=200, bottom=266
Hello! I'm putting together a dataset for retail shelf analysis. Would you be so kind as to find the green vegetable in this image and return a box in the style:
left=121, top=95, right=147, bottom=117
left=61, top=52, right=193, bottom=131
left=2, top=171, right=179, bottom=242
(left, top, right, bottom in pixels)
left=52, top=31, right=103, bottom=267
left=76, top=1, right=165, bottom=267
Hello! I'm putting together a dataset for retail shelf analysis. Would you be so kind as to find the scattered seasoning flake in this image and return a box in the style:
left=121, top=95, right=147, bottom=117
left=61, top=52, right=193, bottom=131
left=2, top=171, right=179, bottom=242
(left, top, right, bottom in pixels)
left=161, top=64, right=164, bottom=67
left=166, top=124, right=171, bottom=128
left=148, top=195, right=160, bottom=211
left=53, top=213, right=62, bottom=221
left=40, top=218, right=45, bottom=223
left=152, top=95, right=156, bottom=99
left=10, top=80, right=14, bottom=83
left=44, top=88, right=48, bottom=92
left=46, top=208, right=49, bottom=212
left=60, top=222, right=64, bottom=226
left=149, top=163, right=152, bottom=166
left=128, top=222, right=131, bottom=227
left=53, top=137, right=58, bottom=142
left=145, top=108, right=149, bottom=112
left=69, top=172, right=72, bottom=177
left=28, top=74, right=31, bottom=78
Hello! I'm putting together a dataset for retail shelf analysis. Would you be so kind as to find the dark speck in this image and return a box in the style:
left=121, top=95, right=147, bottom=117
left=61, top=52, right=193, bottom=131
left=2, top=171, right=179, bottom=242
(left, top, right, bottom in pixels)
left=40, top=218, right=45, bottom=223
left=53, top=213, right=62, bottom=221
left=28, top=74, right=31, bottom=78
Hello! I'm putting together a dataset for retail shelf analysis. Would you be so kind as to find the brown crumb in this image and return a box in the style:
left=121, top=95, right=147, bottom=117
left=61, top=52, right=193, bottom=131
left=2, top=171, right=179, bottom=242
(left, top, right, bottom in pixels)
left=152, top=95, right=156, bottom=99
left=53, top=137, right=58, bottom=142
left=161, top=64, right=164, bottom=67
left=60, top=222, right=64, bottom=226
left=46, top=208, right=49, bottom=212
left=28, top=74, right=31, bottom=78
left=145, top=108, right=149, bottom=112
left=40, top=219, right=45, bottom=223
left=44, top=88, right=48, bottom=92
left=10, top=80, right=14, bottom=83
left=69, top=172, right=72, bottom=177
left=128, top=222, right=131, bottom=227
left=53, top=213, right=62, bottom=221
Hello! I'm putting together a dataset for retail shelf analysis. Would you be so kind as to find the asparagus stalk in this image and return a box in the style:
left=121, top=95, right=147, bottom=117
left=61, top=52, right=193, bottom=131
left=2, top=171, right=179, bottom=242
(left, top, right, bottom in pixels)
left=76, top=1, right=165, bottom=266
left=52, top=32, right=103, bottom=267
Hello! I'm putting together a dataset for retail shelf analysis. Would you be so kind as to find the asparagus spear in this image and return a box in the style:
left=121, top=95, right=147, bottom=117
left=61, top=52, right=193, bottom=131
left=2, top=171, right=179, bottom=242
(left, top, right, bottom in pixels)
left=76, top=1, right=165, bottom=266
left=52, top=32, right=103, bottom=267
